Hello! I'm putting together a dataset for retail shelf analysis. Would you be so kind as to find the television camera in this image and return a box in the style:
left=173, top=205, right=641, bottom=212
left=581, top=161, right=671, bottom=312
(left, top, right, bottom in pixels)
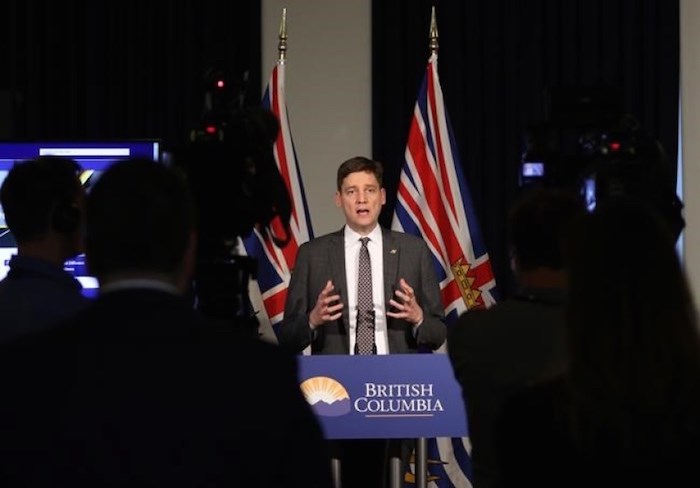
left=519, top=87, right=684, bottom=242
left=172, top=68, right=291, bottom=335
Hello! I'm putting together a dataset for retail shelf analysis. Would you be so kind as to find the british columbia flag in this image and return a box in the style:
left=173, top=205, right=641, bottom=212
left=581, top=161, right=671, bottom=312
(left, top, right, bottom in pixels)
left=391, top=52, right=497, bottom=487
left=242, top=59, right=313, bottom=334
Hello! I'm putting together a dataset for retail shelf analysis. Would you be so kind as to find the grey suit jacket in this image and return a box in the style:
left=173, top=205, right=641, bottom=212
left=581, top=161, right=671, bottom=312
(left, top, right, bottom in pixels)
left=279, top=226, right=446, bottom=354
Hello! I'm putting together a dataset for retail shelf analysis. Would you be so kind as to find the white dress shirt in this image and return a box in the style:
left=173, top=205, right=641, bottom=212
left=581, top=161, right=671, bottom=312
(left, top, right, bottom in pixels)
left=343, top=225, right=389, bottom=355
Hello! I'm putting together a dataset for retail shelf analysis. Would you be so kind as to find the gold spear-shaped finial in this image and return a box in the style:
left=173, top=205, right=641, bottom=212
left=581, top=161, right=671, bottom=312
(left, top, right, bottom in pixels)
left=278, top=8, right=288, bottom=62
left=429, top=5, right=439, bottom=54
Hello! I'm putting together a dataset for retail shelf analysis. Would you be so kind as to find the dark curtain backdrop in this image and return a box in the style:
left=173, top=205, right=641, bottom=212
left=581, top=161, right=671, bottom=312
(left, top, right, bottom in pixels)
left=372, top=0, right=679, bottom=295
left=1, top=1, right=261, bottom=152
left=2, top=2, right=679, bottom=295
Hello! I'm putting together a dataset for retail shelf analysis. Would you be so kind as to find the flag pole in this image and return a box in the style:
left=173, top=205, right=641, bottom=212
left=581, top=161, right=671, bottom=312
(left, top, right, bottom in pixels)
left=276, top=11, right=340, bottom=486
left=394, top=1, right=498, bottom=484
left=429, top=5, right=438, bottom=55
left=278, top=7, right=287, bottom=63
left=412, top=9, right=438, bottom=488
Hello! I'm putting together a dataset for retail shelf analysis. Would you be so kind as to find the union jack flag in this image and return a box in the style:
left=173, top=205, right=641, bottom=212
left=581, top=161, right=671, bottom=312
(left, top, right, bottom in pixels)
left=391, top=52, right=497, bottom=487
left=242, top=59, right=313, bottom=334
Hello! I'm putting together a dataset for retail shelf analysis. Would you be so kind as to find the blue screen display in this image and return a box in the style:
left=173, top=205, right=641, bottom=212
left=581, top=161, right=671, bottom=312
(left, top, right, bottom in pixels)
left=0, top=141, right=161, bottom=298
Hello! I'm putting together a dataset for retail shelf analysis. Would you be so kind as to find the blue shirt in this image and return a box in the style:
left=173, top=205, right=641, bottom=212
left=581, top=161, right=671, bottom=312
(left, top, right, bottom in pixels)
left=0, top=254, right=88, bottom=342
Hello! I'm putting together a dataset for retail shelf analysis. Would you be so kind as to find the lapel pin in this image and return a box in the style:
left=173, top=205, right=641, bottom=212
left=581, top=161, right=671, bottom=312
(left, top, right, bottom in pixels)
left=390, top=249, right=397, bottom=254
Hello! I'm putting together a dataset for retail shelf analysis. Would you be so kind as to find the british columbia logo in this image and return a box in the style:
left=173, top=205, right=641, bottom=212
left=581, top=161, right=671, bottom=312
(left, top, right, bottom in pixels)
left=301, top=376, right=444, bottom=417
left=300, top=376, right=351, bottom=417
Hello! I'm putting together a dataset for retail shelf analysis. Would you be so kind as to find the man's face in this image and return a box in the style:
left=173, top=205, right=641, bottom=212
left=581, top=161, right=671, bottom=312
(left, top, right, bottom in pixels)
left=335, top=170, right=386, bottom=235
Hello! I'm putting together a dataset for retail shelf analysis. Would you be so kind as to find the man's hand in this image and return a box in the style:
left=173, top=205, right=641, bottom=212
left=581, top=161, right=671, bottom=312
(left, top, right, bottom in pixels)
left=309, top=280, right=343, bottom=329
left=387, top=277, right=424, bottom=326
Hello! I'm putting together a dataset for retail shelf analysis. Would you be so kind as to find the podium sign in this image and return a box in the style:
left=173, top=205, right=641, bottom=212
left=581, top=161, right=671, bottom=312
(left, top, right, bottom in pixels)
left=298, top=354, right=468, bottom=440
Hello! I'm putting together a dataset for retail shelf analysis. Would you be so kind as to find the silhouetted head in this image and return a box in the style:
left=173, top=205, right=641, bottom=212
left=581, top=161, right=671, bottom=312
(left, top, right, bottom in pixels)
left=508, top=187, right=582, bottom=273
left=85, top=157, right=195, bottom=290
left=1, top=155, right=85, bottom=258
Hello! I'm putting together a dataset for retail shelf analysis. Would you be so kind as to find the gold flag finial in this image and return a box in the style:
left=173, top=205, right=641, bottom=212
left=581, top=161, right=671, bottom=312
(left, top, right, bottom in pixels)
left=278, top=8, right=288, bottom=62
left=429, top=5, right=438, bottom=54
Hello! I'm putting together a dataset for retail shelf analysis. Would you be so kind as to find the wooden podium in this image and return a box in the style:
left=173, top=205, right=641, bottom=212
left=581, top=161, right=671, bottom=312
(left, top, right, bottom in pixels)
left=298, top=354, right=468, bottom=488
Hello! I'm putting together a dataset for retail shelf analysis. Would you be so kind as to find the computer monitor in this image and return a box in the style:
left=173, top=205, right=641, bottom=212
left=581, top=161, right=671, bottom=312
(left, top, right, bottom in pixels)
left=0, top=140, right=161, bottom=298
